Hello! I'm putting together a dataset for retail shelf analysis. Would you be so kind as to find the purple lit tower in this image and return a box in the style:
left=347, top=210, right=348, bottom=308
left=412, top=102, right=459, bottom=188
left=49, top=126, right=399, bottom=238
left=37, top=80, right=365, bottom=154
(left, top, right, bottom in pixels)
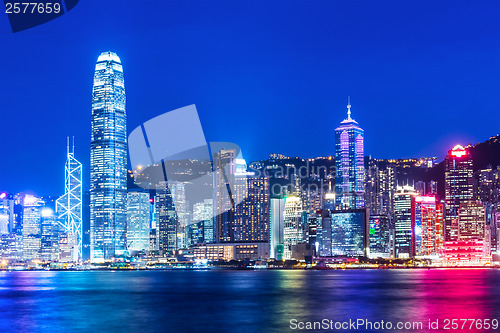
left=334, top=98, right=365, bottom=209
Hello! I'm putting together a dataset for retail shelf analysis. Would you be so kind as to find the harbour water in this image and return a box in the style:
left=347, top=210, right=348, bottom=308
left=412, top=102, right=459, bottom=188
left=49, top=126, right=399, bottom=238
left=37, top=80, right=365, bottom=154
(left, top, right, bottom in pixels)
left=0, top=269, right=499, bottom=332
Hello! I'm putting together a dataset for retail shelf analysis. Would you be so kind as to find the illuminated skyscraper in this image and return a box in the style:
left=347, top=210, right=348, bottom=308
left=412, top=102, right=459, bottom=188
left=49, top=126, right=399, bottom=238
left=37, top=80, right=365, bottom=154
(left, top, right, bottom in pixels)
left=156, top=182, right=178, bottom=255
left=0, top=195, right=14, bottom=235
left=214, top=149, right=237, bottom=243
left=335, top=98, right=365, bottom=209
left=126, top=191, right=151, bottom=253
left=365, top=158, right=396, bottom=217
left=283, top=196, right=303, bottom=260
left=444, top=145, right=473, bottom=241
left=192, top=199, right=214, bottom=244
left=90, top=51, right=127, bottom=262
left=234, top=176, right=270, bottom=242
left=443, top=201, right=489, bottom=266
left=394, top=185, right=418, bottom=258
left=414, top=195, right=441, bottom=256
left=213, top=149, right=251, bottom=243
left=22, top=195, right=44, bottom=260
left=56, top=138, right=82, bottom=261
left=368, top=214, right=390, bottom=257
left=458, top=201, right=486, bottom=241
left=270, top=197, right=285, bottom=260
left=169, top=182, right=188, bottom=248
left=40, top=207, right=59, bottom=262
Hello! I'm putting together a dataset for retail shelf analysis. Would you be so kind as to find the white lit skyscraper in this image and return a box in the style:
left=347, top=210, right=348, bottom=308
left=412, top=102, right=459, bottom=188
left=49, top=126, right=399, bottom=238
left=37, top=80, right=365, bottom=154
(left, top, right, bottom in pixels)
left=394, top=185, right=418, bottom=258
left=22, top=195, right=45, bottom=260
left=335, top=98, right=365, bottom=209
left=90, top=51, right=127, bottom=262
left=56, top=137, right=82, bottom=262
left=283, top=196, right=303, bottom=260
left=126, top=191, right=151, bottom=253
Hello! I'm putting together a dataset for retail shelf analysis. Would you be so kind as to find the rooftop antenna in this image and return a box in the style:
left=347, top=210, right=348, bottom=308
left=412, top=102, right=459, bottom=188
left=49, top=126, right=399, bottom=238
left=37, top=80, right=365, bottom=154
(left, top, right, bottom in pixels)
left=66, top=136, right=70, bottom=155
left=72, top=136, right=75, bottom=155
left=347, top=96, right=352, bottom=120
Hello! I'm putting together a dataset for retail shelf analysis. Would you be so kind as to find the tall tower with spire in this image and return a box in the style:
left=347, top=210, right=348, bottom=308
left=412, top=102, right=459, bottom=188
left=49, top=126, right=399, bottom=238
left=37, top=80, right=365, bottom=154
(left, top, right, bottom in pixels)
left=90, top=51, right=127, bottom=262
left=334, top=97, right=365, bottom=209
left=56, top=137, right=83, bottom=261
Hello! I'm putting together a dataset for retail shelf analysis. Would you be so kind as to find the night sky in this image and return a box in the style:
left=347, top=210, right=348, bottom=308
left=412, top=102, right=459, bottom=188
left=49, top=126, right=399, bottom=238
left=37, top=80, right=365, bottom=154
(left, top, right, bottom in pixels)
left=1, top=0, right=499, bottom=195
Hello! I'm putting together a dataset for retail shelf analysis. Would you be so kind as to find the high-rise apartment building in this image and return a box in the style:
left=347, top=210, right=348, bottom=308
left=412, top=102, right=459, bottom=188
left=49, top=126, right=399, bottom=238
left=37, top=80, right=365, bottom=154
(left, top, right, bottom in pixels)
left=90, top=51, right=128, bottom=262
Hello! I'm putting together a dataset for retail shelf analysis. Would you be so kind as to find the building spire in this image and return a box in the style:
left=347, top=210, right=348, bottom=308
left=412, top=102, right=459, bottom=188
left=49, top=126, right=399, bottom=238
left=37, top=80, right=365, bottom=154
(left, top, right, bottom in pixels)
left=347, top=96, right=352, bottom=120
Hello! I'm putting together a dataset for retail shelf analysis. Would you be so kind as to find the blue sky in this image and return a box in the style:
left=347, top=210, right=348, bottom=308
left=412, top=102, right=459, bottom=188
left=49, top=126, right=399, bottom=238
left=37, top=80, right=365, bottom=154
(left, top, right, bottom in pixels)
left=1, top=0, right=499, bottom=195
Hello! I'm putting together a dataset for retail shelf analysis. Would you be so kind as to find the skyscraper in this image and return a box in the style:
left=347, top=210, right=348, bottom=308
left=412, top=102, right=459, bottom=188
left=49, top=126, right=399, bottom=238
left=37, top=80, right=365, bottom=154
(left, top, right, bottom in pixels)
left=270, top=197, right=285, bottom=260
left=55, top=137, right=82, bottom=262
left=394, top=185, right=417, bottom=258
left=156, top=182, right=178, bottom=255
left=234, top=176, right=270, bottom=242
left=22, top=195, right=44, bottom=260
left=169, top=182, right=188, bottom=248
left=335, top=98, right=365, bottom=209
left=444, top=145, right=473, bottom=241
left=126, top=191, right=151, bottom=253
left=283, top=196, right=303, bottom=260
left=40, top=207, right=59, bottom=262
left=90, top=51, right=127, bottom=262
left=458, top=201, right=486, bottom=242
left=414, top=195, right=440, bottom=256
left=213, top=149, right=252, bottom=243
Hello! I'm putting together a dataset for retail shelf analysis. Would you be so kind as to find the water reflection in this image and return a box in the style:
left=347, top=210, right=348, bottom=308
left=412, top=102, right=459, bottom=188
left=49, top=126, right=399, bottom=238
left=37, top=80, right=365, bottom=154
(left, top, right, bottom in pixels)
left=0, top=270, right=498, bottom=332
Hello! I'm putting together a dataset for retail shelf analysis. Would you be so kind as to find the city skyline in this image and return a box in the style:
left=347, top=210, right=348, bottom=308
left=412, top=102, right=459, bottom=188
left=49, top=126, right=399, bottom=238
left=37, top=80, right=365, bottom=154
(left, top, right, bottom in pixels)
left=1, top=0, right=500, bottom=195
left=1, top=2, right=499, bottom=332
left=0, top=51, right=498, bottom=266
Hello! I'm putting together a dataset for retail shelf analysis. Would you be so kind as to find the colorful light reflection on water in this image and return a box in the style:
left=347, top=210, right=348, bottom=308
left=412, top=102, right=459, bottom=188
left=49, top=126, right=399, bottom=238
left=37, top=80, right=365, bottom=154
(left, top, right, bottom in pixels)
left=0, top=269, right=498, bottom=332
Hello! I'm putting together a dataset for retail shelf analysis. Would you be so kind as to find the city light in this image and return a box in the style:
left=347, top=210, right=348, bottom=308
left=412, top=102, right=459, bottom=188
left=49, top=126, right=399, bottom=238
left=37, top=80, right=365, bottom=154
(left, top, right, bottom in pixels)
left=41, top=207, right=54, bottom=218
left=450, top=145, right=467, bottom=157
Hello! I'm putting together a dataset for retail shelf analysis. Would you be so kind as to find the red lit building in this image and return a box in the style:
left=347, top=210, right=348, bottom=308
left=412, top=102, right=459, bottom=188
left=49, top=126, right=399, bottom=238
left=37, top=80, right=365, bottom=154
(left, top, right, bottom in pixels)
left=442, top=145, right=490, bottom=265
left=444, top=145, right=473, bottom=241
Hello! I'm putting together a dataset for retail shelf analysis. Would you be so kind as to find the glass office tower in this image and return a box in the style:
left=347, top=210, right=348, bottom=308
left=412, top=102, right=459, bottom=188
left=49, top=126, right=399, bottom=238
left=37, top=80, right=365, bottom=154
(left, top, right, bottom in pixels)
left=90, top=51, right=127, bottom=262
left=56, top=137, right=82, bottom=262
left=335, top=99, right=365, bottom=209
